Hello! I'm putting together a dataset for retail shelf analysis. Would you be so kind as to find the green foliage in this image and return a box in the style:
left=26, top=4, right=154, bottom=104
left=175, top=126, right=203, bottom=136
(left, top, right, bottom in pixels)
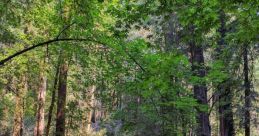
left=0, top=0, right=258, bottom=135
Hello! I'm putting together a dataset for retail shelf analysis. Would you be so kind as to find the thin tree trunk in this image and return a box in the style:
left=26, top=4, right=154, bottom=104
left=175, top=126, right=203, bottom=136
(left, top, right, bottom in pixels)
left=34, top=55, right=48, bottom=136
left=87, top=85, right=96, bottom=132
left=55, top=57, right=69, bottom=136
left=46, top=57, right=60, bottom=136
left=243, top=44, right=251, bottom=136
left=13, top=75, right=27, bottom=136
left=190, top=40, right=211, bottom=136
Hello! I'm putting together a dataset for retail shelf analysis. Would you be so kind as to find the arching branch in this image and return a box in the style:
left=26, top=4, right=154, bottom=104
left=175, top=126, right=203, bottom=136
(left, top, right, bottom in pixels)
left=0, top=38, right=93, bottom=66
left=0, top=37, right=146, bottom=72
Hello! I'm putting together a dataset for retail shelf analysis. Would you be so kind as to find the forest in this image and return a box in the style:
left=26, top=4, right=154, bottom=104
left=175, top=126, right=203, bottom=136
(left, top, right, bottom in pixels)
left=0, top=0, right=258, bottom=136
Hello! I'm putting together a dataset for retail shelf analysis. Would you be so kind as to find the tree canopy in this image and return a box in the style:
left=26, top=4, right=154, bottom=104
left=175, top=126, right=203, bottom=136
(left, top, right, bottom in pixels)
left=0, top=0, right=258, bottom=136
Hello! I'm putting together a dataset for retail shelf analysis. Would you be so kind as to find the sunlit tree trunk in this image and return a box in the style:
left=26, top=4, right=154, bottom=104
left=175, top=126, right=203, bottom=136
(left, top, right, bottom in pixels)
left=13, top=75, right=27, bottom=136
left=34, top=58, right=47, bottom=136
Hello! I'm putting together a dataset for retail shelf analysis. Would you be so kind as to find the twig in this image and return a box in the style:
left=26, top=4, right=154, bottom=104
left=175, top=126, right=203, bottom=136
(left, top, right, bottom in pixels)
left=55, top=22, right=76, bottom=39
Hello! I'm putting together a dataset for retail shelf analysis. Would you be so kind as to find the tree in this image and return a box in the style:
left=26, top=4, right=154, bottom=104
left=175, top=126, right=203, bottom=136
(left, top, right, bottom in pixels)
left=46, top=57, right=60, bottom=136
left=189, top=34, right=211, bottom=136
left=13, top=75, right=27, bottom=136
left=216, top=9, right=235, bottom=136
left=34, top=50, right=48, bottom=136
left=243, top=43, right=251, bottom=136
left=55, top=53, right=69, bottom=136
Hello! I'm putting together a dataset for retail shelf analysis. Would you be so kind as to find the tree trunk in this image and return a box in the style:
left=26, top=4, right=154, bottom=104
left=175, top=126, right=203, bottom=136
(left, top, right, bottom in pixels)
left=87, top=85, right=96, bottom=132
left=218, top=87, right=235, bottom=136
left=55, top=57, right=69, bottom=136
left=243, top=44, right=251, bottom=136
left=46, top=58, right=60, bottom=136
left=34, top=60, right=47, bottom=136
left=164, top=12, right=180, bottom=52
left=217, top=10, right=235, bottom=136
left=13, top=75, right=27, bottom=136
left=190, top=41, right=211, bottom=136
left=55, top=1, right=70, bottom=135
left=215, top=10, right=235, bottom=136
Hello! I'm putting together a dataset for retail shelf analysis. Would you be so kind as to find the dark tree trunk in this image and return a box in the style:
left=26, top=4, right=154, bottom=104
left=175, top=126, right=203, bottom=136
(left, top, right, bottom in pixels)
left=55, top=57, right=69, bottom=136
left=217, top=10, right=235, bottom=136
left=164, top=13, right=188, bottom=135
left=46, top=59, right=60, bottom=136
left=218, top=86, right=235, bottom=136
left=243, top=44, right=251, bottom=136
left=190, top=41, right=211, bottom=136
left=55, top=1, right=70, bottom=135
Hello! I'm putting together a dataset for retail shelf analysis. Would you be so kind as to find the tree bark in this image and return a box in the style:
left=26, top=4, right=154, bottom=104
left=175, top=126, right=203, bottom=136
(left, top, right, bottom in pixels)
left=217, top=10, right=235, bottom=136
left=190, top=41, right=211, bottom=136
left=34, top=59, right=47, bottom=136
left=87, top=85, right=96, bottom=132
left=243, top=44, right=251, bottom=136
left=55, top=56, right=69, bottom=136
left=55, top=2, right=70, bottom=135
left=218, top=87, right=235, bottom=136
left=46, top=59, right=60, bottom=136
left=12, top=75, right=27, bottom=136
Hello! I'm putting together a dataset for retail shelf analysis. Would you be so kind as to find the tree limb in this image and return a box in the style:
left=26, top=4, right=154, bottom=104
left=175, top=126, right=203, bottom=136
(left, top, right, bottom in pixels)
left=56, top=22, right=76, bottom=39
left=0, top=38, right=93, bottom=66
left=0, top=37, right=146, bottom=73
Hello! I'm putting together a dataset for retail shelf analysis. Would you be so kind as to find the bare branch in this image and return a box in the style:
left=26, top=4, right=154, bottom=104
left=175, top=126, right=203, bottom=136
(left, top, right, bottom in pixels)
left=0, top=38, right=93, bottom=66
left=0, top=37, right=146, bottom=73
left=55, top=22, right=76, bottom=39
